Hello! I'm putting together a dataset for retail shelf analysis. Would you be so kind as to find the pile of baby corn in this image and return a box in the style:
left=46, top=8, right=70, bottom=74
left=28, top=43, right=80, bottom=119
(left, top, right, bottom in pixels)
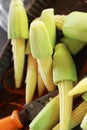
left=8, top=0, right=87, bottom=130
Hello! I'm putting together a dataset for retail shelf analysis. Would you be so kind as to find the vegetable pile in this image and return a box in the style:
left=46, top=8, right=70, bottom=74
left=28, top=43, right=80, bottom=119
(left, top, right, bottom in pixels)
left=7, top=0, right=87, bottom=130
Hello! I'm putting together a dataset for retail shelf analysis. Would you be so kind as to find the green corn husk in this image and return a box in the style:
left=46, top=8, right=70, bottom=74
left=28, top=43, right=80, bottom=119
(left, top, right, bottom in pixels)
left=68, top=77, right=87, bottom=96
left=55, top=11, right=87, bottom=42
left=53, top=43, right=77, bottom=84
left=29, top=20, right=53, bottom=58
left=29, top=96, right=59, bottom=130
left=61, top=36, right=86, bottom=55
left=41, top=8, right=56, bottom=48
left=53, top=43, right=77, bottom=130
left=8, top=0, right=28, bottom=39
left=63, top=11, right=87, bottom=42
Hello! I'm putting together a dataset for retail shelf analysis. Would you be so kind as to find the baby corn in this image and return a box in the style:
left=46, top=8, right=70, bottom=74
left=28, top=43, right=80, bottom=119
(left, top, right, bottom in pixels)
left=8, top=0, right=28, bottom=88
left=53, top=43, right=77, bottom=130
left=37, top=57, right=55, bottom=92
left=29, top=20, right=55, bottom=92
left=25, top=40, right=38, bottom=104
left=25, top=54, right=37, bottom=104
left=11, top=39, right=25, bottom=88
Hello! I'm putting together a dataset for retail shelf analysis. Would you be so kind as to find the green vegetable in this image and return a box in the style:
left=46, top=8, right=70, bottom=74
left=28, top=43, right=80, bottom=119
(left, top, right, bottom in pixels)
left=53, top=43, right=77, bottom=130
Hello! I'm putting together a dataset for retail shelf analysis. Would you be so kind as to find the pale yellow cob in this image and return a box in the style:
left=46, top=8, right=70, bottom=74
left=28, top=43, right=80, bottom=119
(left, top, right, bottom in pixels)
left=58, top=80, right=73, bottom=130
left=37, top=65, right=46, bottom=97
left=52, top=101, right=87, bottom=130
left=37, top=56, right=55, bottom=92
left=11, top=39, right=25, bottom=88
left=25, top=54, right=37, bottom=104
left=55, top=15, right=66, bottom=30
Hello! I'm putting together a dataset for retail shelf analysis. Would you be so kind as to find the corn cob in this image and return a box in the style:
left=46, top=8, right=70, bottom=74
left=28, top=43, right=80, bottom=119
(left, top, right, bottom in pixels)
left=55, top=15, right=66, bottom=30
left=25, top=40, right=38, bottom=103
left=11, top=39, right=25, bottom=88
left=29, top=20, right=55, bottom=92
left=53, top=43, right=77, bottom=130
left=61, top=36, right=86, bottom=55
left=25, top=39, right=37, bottom=104
left=29, top=96, right=59, bottom=130
left=37, top=57, right=55, bottom=92
left=68, top=77, right=87, bottom=96
left=37, top=65, right=46, bottom=97
left=8, top=0, right=28, bottom=88
left=52, top=101, right=87, bottom=130
left=25, top=54, right=37, bottom=104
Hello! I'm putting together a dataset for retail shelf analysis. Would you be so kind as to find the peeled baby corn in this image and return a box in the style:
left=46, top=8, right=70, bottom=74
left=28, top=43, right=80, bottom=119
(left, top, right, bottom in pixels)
left=25, top=39, right=45, bottom=98
left=52, top=101, right=87, bottom=130
left=25, top=54, right=37, bottom=104
left=25, top=40, right=38, bottom=103
left=8, top=0, right=28, bottom=88
left=53, top=43, right=77, bottom=130
left=37, top=57, right=55, bottom=92
left=29, top=20, right=55, bottom=92
left=37, top=65, right=46, bottom=97
left=11, top=39, right=25, bottom=88
left=55, top=15, right=66, bottom=30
